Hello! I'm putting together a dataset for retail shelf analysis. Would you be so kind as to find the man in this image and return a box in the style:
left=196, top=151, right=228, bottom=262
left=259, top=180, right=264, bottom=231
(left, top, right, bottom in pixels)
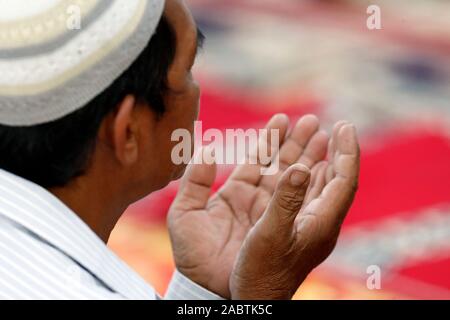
left=0, top=0, right=359, bottom=300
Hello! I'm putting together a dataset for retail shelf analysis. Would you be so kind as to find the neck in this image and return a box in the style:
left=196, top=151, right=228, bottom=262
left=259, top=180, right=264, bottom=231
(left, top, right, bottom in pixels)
left=49, top=175, right=127, bottom=243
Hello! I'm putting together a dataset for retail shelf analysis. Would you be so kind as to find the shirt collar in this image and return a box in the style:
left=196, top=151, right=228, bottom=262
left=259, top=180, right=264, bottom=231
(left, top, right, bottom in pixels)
left=0, top=169, right=154, bottom=299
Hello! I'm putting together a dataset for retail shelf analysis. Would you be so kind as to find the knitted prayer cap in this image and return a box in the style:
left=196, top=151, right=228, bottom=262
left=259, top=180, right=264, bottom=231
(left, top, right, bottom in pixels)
left=0, top=0, right=165, bottom=126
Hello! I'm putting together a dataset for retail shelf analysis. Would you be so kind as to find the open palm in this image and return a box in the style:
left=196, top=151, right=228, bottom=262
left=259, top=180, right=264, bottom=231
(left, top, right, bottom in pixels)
left=168, top=114, right=329, bottom=298
left=229, top=121, right=360, bottom=299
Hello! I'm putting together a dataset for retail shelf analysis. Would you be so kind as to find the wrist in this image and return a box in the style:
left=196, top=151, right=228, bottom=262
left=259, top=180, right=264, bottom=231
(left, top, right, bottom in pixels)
left=177, top=267, right=231, bottom=299
left=169, top=269, right=227, bottom=300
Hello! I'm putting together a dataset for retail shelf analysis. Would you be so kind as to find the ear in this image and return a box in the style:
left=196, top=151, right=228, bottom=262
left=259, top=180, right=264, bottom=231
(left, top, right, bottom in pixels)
left=112, top=95, right=139, bottom=166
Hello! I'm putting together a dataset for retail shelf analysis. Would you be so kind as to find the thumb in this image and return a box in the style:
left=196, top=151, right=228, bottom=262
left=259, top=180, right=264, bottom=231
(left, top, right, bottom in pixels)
left=258, top=164, right=310, bottom=236
left=171, top=146, right=217, bottom=213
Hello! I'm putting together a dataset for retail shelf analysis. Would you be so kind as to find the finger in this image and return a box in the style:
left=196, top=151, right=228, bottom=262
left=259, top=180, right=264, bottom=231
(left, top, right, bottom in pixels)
left=229, top=114, right=289, bottom=185
left=258, top=114, right=319, bottom=193
left=326, top=121, right=349, bottom=183
left=171, top=146, right=217, bottom=212
left=258, top=164, right=310, bottom=237
left=260, top=129, right=328, bottom=194
left=277, top=115, right=320, bottom=170
left=308, top=124, right=360, bottom=226
left=297, top=129, right=329, bottom=169
left=335, top=123, right=360, bottom=182
left=303, top=161, right=328, bottom=207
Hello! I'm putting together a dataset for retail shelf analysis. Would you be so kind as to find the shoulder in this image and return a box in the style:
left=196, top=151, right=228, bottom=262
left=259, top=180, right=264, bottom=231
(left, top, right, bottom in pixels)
left=0, top=215, right=124, bottom=300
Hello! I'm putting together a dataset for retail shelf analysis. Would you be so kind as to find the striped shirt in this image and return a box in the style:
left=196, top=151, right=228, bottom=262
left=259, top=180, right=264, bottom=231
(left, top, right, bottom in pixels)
left=0, top=169, right=223, bottom=300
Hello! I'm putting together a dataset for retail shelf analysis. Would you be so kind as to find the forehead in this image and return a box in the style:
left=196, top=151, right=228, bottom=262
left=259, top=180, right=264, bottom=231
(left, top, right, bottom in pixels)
left=165, top=1, right=197, bottom=64
left=163, top=0, right=199, bottom=90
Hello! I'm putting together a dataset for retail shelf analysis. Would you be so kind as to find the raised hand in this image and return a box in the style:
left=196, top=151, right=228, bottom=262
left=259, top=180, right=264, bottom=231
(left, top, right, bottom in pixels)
left=230, top=122, right=360, bottom=299
left=167, top=114, right=329, bottom=298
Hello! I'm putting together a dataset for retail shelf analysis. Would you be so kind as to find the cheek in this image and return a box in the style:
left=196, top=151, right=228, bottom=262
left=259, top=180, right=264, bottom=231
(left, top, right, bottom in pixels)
left=170, top=83, right=201, bottom=133
left=155, top=85, right=200, bottom=173
left=185, top=82, right=201, bottom=123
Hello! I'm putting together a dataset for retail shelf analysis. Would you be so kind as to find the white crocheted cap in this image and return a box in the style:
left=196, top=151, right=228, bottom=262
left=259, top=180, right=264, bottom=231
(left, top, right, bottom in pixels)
left=0, top=0, right=165, bottom=126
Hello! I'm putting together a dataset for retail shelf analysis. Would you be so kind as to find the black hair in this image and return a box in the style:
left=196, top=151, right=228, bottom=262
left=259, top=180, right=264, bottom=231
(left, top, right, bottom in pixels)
left=0, top=17, right=178, bottom=188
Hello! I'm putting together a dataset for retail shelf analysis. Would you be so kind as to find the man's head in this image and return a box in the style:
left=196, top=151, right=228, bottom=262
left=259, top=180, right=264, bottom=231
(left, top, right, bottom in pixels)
left=0, top=0, right=203, bottom=203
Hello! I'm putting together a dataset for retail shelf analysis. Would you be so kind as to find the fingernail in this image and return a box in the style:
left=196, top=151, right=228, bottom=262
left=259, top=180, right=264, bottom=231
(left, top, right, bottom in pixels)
left=204, top=144, right=216, bottom=157
left=275, top=113, right=288, bottom=120
left=290, top=169, right=309, bottom=187
left=341, top=123, right=357, bottom=134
